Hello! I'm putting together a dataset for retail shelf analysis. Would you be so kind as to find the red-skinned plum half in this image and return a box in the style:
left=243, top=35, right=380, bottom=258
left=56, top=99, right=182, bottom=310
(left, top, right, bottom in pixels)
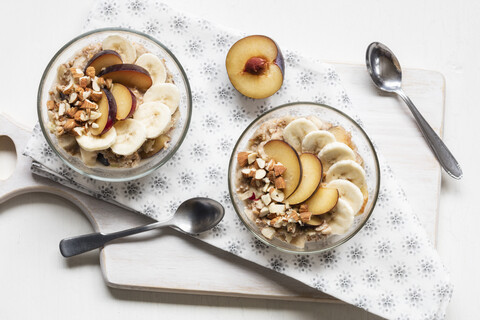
left=98, top=64, right=153, bottom=91
left=111, top=83, right=137, bottom=120
left=226, top=35, right=285, bottom=99
left=91, top=88, right=117, bottom=135
left=84, top=50, right=123, bottom=75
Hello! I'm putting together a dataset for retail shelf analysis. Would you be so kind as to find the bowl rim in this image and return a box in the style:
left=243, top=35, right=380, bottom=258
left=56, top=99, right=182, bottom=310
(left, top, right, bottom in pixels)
left=37, top=27, right=192, bottom=182
left=228, top=101, right=380, bottom=254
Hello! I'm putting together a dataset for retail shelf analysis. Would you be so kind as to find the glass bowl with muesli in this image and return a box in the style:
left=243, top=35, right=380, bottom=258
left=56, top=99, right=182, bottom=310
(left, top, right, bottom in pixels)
left=38, top=28, right=191, bottom=181
left=228, top=102, right=380, bottom=253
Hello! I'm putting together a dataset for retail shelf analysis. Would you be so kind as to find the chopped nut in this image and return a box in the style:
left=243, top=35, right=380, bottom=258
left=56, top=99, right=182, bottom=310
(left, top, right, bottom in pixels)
left=268, top=203, right=286, bottom=215
left=55, top=126, right=64, bottom=136
left=269, top=188, right=285, bottom=202
left=89, top=111, right=102, bottom=120
left=105, top=78, right=113, bottom=89
left=66, top=107, right=78, bottom=118
left=47, top=100, right=56, bottom=110
left=254, top=200, right=264, bottom=209
left=299, top=204, right=309, bottom=213
left=96, top=76, right=106, bottom=87
left=267, top=212, right=277, bottom=219
left=274, top=163, right=287, bottom=176
left=256, top=158, right=266, bottom=169
left=237, top=152, right=249, bottom=167
left=83, top=90, right=92, bottom=100
left=270, top=217, right=283, bottom=228
left=300, top=211, right=312, bottom=223
left=261, top=227, right=276, bottom=240
left=287, top=210, right=300, bottom=222
left=79, top=76, right=91, bottom=88
left=259, top=207, right=269, bottom=217
left=241, top=168, right=252, bottom=178
left=74, top=110, right=89, bottom=122
left=68, top=92, right=78, bottom=104
left=262, top=183, right=270, bottom=193
left=72, top=126, right=85, bottom=136
left=85, top=66, right=96, bottom=78
left=75, top=86, right=85, bottom=96
left=63, top=83, right=75, bottom=94
left=247, top=152, right=257, bottom=164
left=274, top=176, right=286, bottom=189
left=267, top=170, right=276, bottom=182
left=90, top=91, right=103, bottom=102
left=80, top=99, right=98, bottom=110
left=91, top=122, right=99, bottom=129
left=238, top=189, right=254, bottom=200
left=92, top=77, right=101, bottom=91
left=70, top=67, right=84, bottom=80
left=255, top=169, right=266, bottom=180
left=261, top=194, right=272, bottom=206
left=266, top=159, right=276, bottom=171
left=63, top=119, right=77, bottom=131
left=58, top=102, right=66, bottom=116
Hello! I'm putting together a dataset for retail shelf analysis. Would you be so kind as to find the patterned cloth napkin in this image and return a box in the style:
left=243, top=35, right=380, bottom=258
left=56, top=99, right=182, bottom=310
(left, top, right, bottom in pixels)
left=24, top=1, right=452, bottom=319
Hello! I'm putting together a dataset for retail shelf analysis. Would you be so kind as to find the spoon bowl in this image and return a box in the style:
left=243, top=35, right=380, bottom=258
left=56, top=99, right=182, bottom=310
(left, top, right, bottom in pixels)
left=172, top=198, right=225, bottom=234
left=366, top=42, right=403, bottom=92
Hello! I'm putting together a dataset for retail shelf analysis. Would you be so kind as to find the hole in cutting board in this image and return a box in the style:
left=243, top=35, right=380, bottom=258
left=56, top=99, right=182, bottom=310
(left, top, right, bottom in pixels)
left=0, top=136, right=17, bottom=180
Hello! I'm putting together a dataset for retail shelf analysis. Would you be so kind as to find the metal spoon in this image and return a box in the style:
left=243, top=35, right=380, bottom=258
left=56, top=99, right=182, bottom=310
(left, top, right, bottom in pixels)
left=366, top=42, right=462, bottom=179
left=59, top=197, right=224, bottom=257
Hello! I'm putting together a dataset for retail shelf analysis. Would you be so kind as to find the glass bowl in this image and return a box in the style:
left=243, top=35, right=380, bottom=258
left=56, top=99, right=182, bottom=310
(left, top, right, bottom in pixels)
left=37, top=28, right=192, bottom=182
left=228, top=102, right=380, bottom=254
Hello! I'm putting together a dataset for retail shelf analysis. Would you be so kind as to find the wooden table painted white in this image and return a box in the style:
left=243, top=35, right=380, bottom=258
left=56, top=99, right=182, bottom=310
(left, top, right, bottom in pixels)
left=0, top=0, right=478, bottom=319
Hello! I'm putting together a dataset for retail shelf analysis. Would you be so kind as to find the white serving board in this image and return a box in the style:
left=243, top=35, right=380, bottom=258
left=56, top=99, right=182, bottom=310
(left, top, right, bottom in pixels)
left=0, top=63, right=444, bottom=302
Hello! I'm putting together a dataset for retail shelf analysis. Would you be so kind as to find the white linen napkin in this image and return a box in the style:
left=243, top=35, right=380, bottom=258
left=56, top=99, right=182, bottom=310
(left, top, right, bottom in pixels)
left=24, top=1, right=452, bottom=319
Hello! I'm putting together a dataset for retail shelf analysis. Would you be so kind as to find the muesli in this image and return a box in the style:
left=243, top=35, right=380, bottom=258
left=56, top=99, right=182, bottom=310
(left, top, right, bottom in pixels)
left=47, top=35, right=180, bottom=168
left=236, top=116, right=368, bottom=248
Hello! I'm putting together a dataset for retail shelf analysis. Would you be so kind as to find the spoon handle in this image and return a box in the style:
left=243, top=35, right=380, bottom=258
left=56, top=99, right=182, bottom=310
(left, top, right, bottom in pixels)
left=59, top=220, right=170, bottom=257
left=396, top=89, right=463, bottom=179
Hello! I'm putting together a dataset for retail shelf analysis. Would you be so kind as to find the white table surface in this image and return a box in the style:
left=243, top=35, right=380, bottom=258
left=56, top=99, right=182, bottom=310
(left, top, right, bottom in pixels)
left=0, top=0, right=478, bottom=319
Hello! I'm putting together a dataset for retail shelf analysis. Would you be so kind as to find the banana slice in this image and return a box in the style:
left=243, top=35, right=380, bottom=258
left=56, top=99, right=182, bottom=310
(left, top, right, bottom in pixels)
left=318, top=142, right=356, bottom=171
left=75, top=128, right=117, bottom=152
left=135, top=53, right=167, bottom=84
left=110, top=119, right=147, bottom=156
left=283, top=118, right=317, bottom=151
left=133, top=101, right=172, bottom=139
left=102, top=35, right=137, bottom=63
left=302, top=130, right=336, bottom=154
left=143, top=83, right=180, bottom=114
left=79, top=148, right=98, bottom=167
left=325, top=159, right=367, bottom=193
left=327, top=198, right=354, bottom=235
left=326, top=179, right=364, bottom=214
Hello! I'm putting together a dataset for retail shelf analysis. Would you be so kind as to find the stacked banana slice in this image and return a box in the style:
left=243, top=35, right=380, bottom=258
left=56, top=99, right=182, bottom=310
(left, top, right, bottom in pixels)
left=283, top=117, right=367, bottom=235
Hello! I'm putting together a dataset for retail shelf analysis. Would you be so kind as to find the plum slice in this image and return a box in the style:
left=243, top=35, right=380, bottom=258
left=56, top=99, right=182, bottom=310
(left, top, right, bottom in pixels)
left=98, top=64, right=153, bottom=91
left=91, top=88, right=117, bottom=136
left=263, top=140, right=302, bottom=198
left=226, top=35, right=285, bottom=99
left=84, top=50, right=123, bottom=75
left=111, top=83, right=137, bottom=120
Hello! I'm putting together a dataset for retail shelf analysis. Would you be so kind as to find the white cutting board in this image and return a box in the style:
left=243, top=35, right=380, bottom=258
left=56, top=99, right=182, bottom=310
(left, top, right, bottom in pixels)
left=0, top=63, right=444, bottom=302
